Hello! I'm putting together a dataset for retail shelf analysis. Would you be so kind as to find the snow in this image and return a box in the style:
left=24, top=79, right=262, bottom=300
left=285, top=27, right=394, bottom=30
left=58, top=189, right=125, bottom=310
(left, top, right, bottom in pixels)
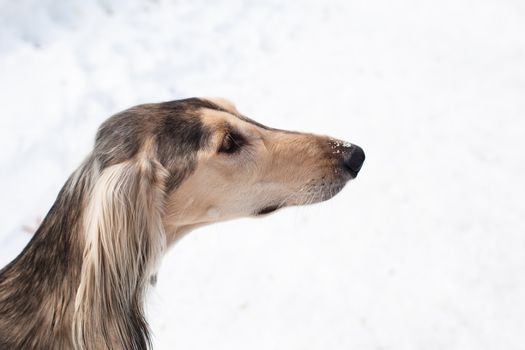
left=1, top=0, right=525, bottom=349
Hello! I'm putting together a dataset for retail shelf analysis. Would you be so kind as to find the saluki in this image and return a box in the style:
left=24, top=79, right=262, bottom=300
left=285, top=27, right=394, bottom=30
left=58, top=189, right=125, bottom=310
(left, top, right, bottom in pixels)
left=0, top=98, right=365, bottom=349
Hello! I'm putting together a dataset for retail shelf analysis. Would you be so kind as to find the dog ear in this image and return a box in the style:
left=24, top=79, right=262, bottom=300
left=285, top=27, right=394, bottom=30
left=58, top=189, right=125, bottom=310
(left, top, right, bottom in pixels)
left=73, top=158, right=168, bottom=350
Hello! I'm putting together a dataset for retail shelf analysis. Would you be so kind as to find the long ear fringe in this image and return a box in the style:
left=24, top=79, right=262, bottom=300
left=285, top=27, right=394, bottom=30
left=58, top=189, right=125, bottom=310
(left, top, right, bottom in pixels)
left=73, top=159, right=167, bottom=350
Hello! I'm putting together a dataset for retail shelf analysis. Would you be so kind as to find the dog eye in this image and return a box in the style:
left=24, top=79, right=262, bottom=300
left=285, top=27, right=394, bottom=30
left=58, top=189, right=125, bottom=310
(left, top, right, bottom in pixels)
left=218, top=132, right=245, bottom=154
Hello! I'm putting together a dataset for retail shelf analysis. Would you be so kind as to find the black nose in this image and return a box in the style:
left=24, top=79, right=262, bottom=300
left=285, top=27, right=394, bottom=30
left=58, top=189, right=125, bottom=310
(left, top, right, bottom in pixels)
left=343, top=145, right=365, bottom=176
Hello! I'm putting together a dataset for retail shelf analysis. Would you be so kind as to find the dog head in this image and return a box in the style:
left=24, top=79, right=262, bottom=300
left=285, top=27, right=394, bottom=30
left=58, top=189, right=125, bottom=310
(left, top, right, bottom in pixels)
left=93, top=97, right=365, bottom=242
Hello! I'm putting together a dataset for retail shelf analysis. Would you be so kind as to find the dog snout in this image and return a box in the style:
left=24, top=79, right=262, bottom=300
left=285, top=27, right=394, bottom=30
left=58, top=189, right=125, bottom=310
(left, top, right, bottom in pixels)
left=342, top=145, right=365, bottom=177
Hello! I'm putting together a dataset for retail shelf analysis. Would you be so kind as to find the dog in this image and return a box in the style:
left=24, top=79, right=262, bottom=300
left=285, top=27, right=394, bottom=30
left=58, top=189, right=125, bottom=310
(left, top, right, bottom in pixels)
left=0, top=98, right=365, bottom=349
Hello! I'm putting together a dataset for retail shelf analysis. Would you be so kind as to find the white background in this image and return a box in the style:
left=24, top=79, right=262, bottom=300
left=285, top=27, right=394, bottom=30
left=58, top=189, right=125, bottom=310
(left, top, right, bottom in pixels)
left=1, top=0, right=524, bottom=349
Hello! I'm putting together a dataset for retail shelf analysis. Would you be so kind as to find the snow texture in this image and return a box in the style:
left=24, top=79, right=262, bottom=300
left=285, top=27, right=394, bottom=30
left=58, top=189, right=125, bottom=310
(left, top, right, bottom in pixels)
left=1, top=0, right=524, bottom=349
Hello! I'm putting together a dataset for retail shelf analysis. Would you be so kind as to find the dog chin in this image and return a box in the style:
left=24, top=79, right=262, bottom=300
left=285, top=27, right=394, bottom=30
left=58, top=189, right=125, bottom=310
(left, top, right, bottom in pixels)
left=302, top=180, right=348, bottom=205
left=254, top=204, right=282, bottom=216
left=253, top=180, right=349, bottom=216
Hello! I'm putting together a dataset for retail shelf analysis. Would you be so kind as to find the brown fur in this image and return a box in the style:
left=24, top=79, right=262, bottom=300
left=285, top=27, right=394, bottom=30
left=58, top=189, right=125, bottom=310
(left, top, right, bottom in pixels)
left=0, top=97, right=364, bottom=349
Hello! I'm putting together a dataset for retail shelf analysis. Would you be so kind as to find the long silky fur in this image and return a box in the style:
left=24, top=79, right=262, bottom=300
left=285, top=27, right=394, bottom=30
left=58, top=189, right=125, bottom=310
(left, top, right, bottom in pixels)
left=73, top=156, right=168, bottom=350
left=0, top=158, right=96, bottom=349
left=0, top=154, right=168, bottom=350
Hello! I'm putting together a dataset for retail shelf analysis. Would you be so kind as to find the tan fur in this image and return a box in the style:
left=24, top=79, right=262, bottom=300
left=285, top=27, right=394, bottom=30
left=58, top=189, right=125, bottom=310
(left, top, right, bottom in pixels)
left=164, top=107, right=343, bottom=243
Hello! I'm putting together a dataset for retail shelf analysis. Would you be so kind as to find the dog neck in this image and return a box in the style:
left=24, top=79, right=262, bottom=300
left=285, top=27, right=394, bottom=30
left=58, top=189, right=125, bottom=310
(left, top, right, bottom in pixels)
left=0, top=171, right=88, bottom=349
left=0, top=159, right=162, bottom=350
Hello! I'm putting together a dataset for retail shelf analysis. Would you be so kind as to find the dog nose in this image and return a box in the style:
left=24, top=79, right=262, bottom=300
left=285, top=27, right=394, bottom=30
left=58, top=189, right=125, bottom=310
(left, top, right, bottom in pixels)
left=343, top=145, right=365, bottom=176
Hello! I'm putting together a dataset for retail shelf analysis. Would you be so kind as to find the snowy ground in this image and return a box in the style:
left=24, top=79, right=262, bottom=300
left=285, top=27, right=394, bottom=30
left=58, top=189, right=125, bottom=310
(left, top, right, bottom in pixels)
left=1, top=0, right=525, bottom=349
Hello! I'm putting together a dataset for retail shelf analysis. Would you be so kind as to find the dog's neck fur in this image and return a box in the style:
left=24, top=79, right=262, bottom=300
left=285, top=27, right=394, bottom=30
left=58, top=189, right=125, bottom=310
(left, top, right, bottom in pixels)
left=0, top=168, right=89, bottom=349
left=0, top=159, right=163, bottom=350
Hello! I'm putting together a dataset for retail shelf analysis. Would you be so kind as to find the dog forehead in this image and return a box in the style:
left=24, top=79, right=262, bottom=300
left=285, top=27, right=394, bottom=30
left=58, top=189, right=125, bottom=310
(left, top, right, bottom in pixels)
left=204, top=97, right=239, bottom=114
left=199, top=108, right=251, bottom=130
